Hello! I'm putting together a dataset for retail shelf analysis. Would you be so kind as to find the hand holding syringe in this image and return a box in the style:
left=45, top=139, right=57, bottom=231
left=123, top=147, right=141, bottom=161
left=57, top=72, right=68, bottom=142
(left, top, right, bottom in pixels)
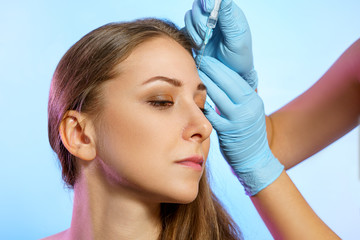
left=186, top=0, right=257, bottom=89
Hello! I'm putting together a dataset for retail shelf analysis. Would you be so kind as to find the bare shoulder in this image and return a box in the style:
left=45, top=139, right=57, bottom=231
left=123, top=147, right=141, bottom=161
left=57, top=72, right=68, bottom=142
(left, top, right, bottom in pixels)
left=40, top=229, right=68, bottom=240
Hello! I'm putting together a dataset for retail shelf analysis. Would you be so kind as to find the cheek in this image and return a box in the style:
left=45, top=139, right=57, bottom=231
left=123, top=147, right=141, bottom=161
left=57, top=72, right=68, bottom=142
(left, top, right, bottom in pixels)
left=97, top=107, right=162, bottom=162
left=94, top=103, right=179, bottom=181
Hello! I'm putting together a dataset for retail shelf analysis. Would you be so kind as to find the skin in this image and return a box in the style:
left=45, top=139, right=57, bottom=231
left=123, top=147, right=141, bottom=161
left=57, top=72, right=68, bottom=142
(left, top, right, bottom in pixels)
left=255, top=39, right=360, bottom=239
left=266, top=39, right=360, bottom=169
left=43, top=36, right=212, bottom=240
left=251, top=171, right=340, bottom=239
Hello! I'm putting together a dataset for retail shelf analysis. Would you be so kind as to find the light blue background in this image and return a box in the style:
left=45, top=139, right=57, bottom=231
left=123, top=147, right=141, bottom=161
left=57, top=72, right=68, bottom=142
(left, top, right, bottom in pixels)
left=0, top=0, right=359, bottom=239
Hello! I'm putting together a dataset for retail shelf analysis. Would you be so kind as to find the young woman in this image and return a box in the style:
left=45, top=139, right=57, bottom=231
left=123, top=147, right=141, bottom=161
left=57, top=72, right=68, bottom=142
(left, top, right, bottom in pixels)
left=45, top=18, right=241, bottom=240
left=42, top=11, right=346, bottom=238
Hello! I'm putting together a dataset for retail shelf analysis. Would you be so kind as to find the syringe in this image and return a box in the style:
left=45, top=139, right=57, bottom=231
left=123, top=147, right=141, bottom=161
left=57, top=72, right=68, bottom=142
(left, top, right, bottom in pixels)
left=197, top=0, right=222, bottom=69
left=204, top=0, right=222, bottom=45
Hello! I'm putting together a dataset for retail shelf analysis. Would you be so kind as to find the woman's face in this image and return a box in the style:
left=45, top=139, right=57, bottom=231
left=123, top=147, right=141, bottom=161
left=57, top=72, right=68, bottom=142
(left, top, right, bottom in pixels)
left=94, top=36, right=212, bottom=204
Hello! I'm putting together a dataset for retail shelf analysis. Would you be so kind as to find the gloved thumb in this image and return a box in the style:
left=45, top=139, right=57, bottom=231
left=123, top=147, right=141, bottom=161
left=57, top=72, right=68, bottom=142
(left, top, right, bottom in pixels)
left=201, top=0, right=231, bottom=13
left=218, top=0, right=249, bottom=41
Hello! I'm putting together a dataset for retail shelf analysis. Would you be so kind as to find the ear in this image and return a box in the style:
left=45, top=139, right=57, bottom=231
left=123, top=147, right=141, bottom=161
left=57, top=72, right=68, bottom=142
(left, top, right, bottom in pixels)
left=59, top=110, right=97, bottom=161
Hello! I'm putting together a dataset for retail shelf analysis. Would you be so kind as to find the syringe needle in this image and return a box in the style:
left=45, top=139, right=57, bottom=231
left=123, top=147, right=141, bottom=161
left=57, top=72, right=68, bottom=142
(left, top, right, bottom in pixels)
left=197, top=45, right=206, bottom=70
left=196, top=0, right=222, bottom=70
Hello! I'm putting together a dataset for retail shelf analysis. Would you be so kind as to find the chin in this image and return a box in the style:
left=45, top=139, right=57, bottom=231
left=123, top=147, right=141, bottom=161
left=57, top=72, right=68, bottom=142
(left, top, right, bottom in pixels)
left=161, top=184, right=200, bottom=204
left=173, top=194, right=198, bottom=204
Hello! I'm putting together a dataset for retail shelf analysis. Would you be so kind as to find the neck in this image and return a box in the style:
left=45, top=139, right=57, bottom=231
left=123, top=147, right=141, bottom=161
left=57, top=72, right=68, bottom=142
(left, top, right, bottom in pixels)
left=66, top=163, right=162, bottom=240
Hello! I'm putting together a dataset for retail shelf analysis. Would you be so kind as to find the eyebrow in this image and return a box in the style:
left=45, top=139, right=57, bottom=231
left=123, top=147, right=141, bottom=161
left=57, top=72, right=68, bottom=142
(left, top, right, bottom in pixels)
left=142, top=76, right=206, bottom=91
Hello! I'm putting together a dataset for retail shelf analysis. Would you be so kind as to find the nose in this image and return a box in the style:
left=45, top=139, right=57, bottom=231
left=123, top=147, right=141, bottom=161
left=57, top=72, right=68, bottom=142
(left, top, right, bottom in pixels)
left=182, top=103, right=213, bottom=143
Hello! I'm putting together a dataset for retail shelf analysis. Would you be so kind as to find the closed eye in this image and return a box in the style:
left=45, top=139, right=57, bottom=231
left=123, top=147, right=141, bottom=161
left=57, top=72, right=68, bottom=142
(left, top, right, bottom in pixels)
left=148, top=100, right=207, bottom=114
left=148, top=100, right=174, bottom=109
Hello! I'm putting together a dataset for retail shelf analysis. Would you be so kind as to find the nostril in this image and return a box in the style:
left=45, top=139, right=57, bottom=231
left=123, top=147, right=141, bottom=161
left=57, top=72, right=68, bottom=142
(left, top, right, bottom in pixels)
left=191, top=133, right=203, bottom=140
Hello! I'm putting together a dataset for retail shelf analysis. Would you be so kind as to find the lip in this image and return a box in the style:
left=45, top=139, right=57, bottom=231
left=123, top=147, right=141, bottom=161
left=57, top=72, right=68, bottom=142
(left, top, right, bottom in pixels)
left=175, top=155, right=204, bottom=171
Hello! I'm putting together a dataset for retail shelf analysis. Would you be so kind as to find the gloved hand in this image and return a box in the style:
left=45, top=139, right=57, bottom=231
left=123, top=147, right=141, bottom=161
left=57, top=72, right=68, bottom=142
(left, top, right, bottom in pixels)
left=184, top=0, right=258, bottom=89
left=198, top=56, right=284, bottom=196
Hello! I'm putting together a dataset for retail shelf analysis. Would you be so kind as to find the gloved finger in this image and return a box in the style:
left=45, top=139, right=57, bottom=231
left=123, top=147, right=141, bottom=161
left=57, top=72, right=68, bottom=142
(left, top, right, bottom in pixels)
left=241, top=69, right=258, bottom=90
left=198, top=70, right=235, bottom=119
left=200, top=0, right=212, bottom=12
left=198, top=56, right=254, bottom=104
left=187, top=0, right=209, bottom=41
left=218, top=0, right=250, bottom=50
left=204, top=101, right=228, bottom=132
left=183, top=10, right=203, bottom=47
left=194, top=1, right=211, bottom=38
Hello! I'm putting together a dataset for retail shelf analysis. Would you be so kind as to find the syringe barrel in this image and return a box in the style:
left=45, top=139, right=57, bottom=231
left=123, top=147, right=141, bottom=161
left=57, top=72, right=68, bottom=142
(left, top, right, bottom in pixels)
left=206, top=0, right=222, bottom=29
left=207, top=17, right=218, bottom=29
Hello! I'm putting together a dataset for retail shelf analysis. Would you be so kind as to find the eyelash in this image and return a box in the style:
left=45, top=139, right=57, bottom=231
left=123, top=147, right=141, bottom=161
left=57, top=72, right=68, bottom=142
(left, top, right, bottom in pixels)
left=148, top=101, right=207, bottom=114
left=148, top=100, right=174, bottom=109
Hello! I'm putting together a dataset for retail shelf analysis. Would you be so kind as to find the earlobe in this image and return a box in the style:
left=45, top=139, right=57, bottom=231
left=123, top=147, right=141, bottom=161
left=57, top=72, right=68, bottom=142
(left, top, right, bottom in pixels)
left=59, top=110, right=96, bottom=161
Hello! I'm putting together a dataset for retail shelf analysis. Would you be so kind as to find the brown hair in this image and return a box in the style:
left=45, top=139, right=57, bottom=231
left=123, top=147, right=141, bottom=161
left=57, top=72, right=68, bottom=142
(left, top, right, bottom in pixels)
left=48, top=18, right=242, bottom=240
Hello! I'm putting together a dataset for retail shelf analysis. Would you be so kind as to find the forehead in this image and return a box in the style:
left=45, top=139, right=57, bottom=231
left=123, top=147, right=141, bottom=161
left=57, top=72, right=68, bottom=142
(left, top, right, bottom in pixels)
left=113, top=36, right=200, bottom=87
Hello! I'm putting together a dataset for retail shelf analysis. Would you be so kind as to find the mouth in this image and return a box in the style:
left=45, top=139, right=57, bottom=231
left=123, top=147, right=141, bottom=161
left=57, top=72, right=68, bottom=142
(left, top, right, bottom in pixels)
left=175, top=155, right=204, bottom=171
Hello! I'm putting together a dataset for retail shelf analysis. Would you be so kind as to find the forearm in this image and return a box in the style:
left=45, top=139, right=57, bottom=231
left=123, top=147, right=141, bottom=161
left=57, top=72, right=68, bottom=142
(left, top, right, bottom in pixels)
left=266, top=39, right=360, bottom=169
left=250, top=170, right=340, bottom=240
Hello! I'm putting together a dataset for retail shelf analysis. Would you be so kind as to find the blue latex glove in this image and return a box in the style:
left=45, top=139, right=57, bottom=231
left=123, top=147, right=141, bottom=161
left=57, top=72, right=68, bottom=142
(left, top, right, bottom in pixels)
left=184, top=0, right=258, bottom=89
left=198, top=56, right=284, bottom=196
